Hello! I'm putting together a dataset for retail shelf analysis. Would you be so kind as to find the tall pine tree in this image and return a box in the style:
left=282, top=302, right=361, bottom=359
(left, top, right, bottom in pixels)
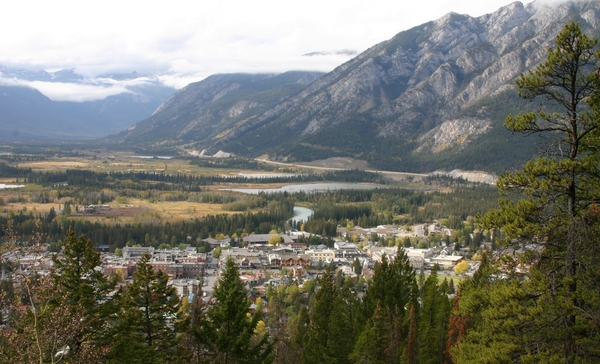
left=206, top=257, right=272, bottom=364
left=107, top=253, right=180, bottom=363
left=478, top=21, right=600, bottom=362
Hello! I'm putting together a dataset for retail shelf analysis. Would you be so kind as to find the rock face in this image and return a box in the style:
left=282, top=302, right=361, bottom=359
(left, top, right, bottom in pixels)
left=432, top=169, right=498, bottom=184
left=416, top=116, right=492, bottom=154
left=117, top=0, right=600, bottom=172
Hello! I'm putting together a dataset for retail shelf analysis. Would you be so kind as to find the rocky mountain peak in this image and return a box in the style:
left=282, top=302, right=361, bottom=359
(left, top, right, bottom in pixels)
left=114, top=0, right=600, bottom=173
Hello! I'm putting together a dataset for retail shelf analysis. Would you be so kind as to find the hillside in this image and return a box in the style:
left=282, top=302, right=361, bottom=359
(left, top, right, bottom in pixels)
left=112, top=71, right=325, bottom=148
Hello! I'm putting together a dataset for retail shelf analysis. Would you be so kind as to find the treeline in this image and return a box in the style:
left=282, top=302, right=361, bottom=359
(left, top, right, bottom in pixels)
left=0, top=196, right=294, bottom=252
left=3, top=183, right=500, bottom=247
left=0, top=163, right=389, bottom=188
left=291, top=186, right=500, bottom=236
left=187, top=155, right=278, bottom=170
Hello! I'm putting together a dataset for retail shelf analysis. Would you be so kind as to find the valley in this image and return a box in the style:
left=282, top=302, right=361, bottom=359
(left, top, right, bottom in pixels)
left=2, top=1, right=600, bottom=362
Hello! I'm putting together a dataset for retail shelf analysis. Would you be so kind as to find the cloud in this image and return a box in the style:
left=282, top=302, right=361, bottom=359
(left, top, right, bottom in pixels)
left=28, top=81, right=132, bottom=102
left=0, top=0, right=538, bottom=97
left=0, top=75, right=133, bottom=102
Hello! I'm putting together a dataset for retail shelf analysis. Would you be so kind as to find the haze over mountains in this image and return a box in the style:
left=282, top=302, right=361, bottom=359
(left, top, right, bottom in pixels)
left=3, top=0, right=600, bottom=173
left=0, top=67, right=175, bottom=140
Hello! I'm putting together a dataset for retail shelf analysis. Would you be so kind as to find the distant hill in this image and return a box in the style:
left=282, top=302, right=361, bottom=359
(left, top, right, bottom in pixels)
left=111, top=71, right=325, bottom=148
left=0, top=67, right=175, bottom=140
left=113, top=0, right=600, bottom=173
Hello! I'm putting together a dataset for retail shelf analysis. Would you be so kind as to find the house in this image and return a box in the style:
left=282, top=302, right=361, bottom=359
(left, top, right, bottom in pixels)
left=279, top=241, right=308, bottom=251
left=403, top=247, right=433, bottom=260
left=334, top=242, right=358, bottom=250
left=268, top=254, right=282, bottom=269
left=368, top=246, right=398, bottom=263
left=281, top=255, right=311, bottom=268
left=169, top=279, right=201, bottom=298
left=337, top=265, right=357, bottom=278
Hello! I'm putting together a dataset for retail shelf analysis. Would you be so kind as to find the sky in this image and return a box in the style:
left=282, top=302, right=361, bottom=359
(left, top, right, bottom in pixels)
left=0, top=0, right=542, bottom=101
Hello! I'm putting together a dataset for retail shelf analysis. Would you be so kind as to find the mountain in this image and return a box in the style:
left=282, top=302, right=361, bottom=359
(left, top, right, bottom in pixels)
left=0, top=67, right=175, bottom=140
left=0, top=85, right=89, bottom=139
left=112, top=71, right=325, bottom=147
left=98, top=1, right=600, bottom=172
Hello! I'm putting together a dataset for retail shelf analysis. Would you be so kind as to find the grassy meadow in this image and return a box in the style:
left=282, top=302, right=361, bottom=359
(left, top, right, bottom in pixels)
left=1, top=154, right=300, bottom=222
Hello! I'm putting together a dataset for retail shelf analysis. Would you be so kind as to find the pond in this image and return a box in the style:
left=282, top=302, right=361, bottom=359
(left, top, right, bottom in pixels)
left=220, top=182, right=382, bottom=194
left=236, top=173, right=297, bottom=179
left=0, top=184, right=24, bottom=189
left=289, top=206, right=314, bottom=222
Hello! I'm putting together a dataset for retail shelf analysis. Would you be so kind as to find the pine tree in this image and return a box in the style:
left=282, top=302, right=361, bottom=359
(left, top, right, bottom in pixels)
left=361, top=251, right=417, bottom=326
left=350, top=303, right=387, bottom=364
left=51, top=228, right=115, bottom=360
left=291, top=305, right=310, bottom=352
left=418, top=265, right=451, bottom=364
left=479, top=21, right=600, bottom=362
left=401, top=304, right=418, bottom=364
left=327, top=279, right=359, bottom=364
left=107, top=253, right=180, bottom=363
left=304, top=267, right=336, bottom=364
left=178, top=290, right=213, bottom=364
left=1, top=225, right=109, bottom=363
left=206, top=257, right=272, bottom=364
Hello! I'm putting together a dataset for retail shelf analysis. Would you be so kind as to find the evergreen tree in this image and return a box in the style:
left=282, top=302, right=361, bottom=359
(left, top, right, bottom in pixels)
left=350, top=303, right=387, bottom=364
left=327, top=279, right=359, bottom=364
left=418, top=265, right=451, bottom=364
left=304, top=267, right=336, bottom=364
left=478, top=21, right=600, bottom=362
left=400, top=304, right=418, bottom=364
left=107, top=253, right=180, bottom=363
left=291, top=305, right=310, bottom=353
left=206, top=257, right=272, bottom=364
left=51, top=228, right=115, bottom=360
left=178, top=291, right=213, bottom=364
left=361, top=251, right=417, bottom=326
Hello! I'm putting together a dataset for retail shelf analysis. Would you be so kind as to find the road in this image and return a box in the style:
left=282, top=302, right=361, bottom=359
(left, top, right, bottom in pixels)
left=413, top=224, right=425, bottom=238
left=201, top=269, right=218, bottom=301
left=255, top=158, right=428, bottom=181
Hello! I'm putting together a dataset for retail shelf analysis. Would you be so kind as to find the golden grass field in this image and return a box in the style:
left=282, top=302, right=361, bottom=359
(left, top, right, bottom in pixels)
left=15, top=154, right=282, bottom=177
left=1, top=155, right=295, bottom=222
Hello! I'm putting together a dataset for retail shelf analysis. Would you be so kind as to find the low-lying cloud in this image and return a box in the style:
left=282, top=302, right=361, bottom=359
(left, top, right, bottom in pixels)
left=0, top=76, right=131, bottom=102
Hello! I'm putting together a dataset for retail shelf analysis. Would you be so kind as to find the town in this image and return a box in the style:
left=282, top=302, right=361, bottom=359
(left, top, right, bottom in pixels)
left=4, top=222, right=478, bottom=303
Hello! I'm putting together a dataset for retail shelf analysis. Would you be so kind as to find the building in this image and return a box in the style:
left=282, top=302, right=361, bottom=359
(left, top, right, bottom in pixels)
left=429, top=254, right=464, bottom=268
left=305, top=248, right=335, bottom=263
left=243, top=234, right=295, bottom=245
left=202, top=237, right=231, bottom=248
left=122, top=246, right=155, bottom=259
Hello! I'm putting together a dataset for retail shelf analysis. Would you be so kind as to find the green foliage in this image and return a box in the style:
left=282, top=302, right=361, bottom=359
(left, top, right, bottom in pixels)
left=51, top=228, right=116, bottom=358
left=418, top=265, right=451, bottom=364
left=453, top=260, right=470, bottom=275
left=205, top=257, right=273, bottom=363
left=107, top=253, right=180, bottom=363
left=455, top=22, right=600, bottom=363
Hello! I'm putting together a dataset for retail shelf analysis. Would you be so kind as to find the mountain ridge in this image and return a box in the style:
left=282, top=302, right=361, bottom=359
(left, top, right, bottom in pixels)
left=193, top=0, right=600, bottom=172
